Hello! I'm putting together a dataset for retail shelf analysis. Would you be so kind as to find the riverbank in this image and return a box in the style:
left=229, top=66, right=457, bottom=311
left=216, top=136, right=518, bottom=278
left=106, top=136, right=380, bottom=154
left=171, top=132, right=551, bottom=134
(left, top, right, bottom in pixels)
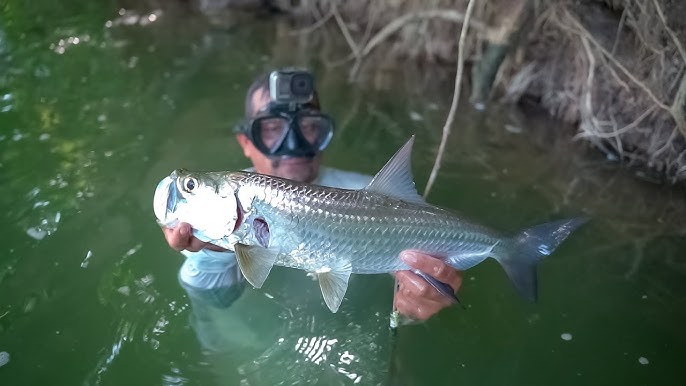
left=260, top=0, right=686, bottom=184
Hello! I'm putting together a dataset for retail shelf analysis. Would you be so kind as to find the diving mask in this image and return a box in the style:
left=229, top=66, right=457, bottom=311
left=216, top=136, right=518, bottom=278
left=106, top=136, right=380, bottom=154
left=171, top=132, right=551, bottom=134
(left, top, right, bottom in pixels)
left=244, top=105, right=334, bottom=158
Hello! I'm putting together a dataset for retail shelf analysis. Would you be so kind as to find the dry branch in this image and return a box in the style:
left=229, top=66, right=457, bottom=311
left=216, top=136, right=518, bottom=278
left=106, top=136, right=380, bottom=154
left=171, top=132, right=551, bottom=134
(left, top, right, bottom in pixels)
left=331, top=3, right=360, bottom=60
left=651, top=0, right=686, bottom=64
left=560, top=8, right=670, bottom=112
left=349, top=8, right=491, bottom=77
left=361, top=9, right=488, bottom=57
left=424, top=0, right=477, bottom=198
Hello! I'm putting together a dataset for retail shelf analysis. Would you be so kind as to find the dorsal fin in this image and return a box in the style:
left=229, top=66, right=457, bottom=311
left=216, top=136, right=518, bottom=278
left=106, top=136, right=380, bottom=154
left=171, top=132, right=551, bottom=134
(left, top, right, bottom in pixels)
left=364, top=136, right=425, bottom=204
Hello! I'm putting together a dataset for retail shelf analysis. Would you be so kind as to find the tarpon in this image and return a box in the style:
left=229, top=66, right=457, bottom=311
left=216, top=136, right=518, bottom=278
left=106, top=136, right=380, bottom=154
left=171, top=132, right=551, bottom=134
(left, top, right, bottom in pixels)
left=154, top=137, right=585, bottom=312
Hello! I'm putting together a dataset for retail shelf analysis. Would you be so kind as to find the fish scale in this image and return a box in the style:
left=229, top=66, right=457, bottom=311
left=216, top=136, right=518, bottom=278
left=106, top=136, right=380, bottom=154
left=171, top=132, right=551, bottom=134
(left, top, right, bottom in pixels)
left=236, top=172, right=501, bottom=274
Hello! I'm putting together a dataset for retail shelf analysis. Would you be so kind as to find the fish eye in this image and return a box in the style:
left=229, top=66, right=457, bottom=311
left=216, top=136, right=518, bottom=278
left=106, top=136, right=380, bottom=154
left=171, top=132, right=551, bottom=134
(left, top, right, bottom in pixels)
left=183, top=177, right=197, bottom=192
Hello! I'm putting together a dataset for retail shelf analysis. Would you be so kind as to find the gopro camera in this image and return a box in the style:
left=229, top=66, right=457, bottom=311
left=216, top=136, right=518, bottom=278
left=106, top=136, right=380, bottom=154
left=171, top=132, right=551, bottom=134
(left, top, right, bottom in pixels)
left=269, top=69, right=314, bottom=105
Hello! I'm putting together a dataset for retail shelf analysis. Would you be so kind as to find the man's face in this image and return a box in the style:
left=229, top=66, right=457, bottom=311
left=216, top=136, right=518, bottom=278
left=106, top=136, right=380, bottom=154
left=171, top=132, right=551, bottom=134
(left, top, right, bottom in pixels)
left=236, top=88, right=321, bottom=183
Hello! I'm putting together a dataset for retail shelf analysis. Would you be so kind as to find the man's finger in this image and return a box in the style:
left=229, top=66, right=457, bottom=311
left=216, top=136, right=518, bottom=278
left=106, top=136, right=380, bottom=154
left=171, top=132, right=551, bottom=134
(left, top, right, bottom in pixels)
left=393, top=290, right=444, bottom=321
left=163, top=223, right=192, bottom=251
left=396, top=270, right=435, bottom=299
left=186, top=236, right=208, bottom=252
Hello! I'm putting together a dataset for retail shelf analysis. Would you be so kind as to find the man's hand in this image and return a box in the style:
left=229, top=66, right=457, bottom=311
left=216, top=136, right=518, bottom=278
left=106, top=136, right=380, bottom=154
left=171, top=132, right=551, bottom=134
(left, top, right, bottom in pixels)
left=393, top=251, right=463, bottom=320
left=162, top=222, right=225, bottom=252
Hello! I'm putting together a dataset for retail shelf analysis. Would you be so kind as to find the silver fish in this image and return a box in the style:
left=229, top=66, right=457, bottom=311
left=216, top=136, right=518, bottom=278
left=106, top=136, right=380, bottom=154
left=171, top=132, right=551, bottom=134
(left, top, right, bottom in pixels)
left=154, top=137, right=585, bottom=312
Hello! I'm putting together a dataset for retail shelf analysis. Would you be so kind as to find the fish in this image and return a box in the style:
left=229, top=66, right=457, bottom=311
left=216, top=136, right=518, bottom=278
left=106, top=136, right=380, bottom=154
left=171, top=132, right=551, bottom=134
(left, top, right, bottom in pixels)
left=153, top=137, right=586, bottom=313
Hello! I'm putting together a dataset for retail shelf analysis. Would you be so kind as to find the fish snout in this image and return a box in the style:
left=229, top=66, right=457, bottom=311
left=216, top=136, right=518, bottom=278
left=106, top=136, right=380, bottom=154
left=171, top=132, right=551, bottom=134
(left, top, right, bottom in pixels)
left=153, top=174, right=179, bottom=226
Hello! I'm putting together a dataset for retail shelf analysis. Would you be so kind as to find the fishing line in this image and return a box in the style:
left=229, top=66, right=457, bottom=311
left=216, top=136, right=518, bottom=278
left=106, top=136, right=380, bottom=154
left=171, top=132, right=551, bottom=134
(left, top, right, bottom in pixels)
left=386, top=277, right=401, bottom=384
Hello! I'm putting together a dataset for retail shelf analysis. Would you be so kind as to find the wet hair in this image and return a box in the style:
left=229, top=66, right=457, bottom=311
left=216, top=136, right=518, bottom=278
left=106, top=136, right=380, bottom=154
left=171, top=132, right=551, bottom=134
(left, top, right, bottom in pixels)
left=244, top=71, right=321, bottom=118
left=244, top=73, right=270, bottom=118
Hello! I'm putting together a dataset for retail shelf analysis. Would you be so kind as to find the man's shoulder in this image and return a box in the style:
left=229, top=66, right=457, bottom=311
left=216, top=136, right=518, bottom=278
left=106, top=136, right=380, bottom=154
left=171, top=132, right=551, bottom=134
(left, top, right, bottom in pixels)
left=317, top=166, right=373, bottom=190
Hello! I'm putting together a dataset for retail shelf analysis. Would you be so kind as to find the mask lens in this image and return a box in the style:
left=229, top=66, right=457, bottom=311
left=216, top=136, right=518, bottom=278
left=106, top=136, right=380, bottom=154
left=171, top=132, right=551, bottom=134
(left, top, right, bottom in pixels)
left=297, top=115, right=333, bottom=150
left=253, top=117, right=289, bottom=152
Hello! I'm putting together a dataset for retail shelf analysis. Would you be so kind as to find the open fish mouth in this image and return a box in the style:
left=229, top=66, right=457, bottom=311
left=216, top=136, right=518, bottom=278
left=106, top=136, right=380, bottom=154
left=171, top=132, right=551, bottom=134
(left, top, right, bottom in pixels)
left=153, top=172, right=180, bottom=227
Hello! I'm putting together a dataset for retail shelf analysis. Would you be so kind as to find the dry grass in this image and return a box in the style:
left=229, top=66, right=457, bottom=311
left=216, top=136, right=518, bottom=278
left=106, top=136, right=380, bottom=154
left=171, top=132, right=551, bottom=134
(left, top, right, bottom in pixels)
left=501, top=1, right=686, bottom=182
left=282, top=0, right=686, bottom=183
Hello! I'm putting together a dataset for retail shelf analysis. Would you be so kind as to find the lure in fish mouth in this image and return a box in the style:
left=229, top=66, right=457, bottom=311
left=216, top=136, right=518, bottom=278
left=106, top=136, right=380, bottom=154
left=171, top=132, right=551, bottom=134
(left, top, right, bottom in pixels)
left=153, top=137, right=587, bottom=313
left=153, top=169, right=243, bottom=243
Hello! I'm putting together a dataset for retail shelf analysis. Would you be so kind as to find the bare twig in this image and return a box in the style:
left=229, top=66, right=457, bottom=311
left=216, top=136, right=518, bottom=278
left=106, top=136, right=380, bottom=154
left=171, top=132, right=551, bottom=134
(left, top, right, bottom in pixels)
left=575, top=105, right=656, bottom=139
left=350, top=9, right=490, bottom=78
left=580, top=37, right=596, bottom=128
left=361, top=9, right=488, bottom=58
left=289, top=11, right=333, bottom=36
left=323, top=51, right=356, bottom=68
left=652, top=126, right=678, bottom=159
left=561, top=9, right=671, bottom=111
left=670, top=74, right=686, bottom=137
left=611, top=8, right=627, bottom=55
left=649, top=0, right=686, bottom=138
left=651, top=0, right=686, bottom=64
left=624, top=8, right=664, bottom=57
left=424, top=0, right=477, bottom=198
left=360, top=3, right=379, bottom=49
left=331, top=3, right=360, bottom=60
left=596, top=48, right=631, bottom=92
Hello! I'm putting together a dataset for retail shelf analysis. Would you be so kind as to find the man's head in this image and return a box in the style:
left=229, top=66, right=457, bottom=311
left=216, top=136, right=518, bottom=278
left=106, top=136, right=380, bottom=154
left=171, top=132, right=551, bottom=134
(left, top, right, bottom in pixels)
left=235, top=70, right=330, bottom=183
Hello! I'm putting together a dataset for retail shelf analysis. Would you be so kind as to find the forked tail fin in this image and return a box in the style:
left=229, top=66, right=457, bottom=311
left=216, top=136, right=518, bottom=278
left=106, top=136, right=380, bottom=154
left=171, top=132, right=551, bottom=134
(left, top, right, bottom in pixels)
left=496, top=218, right=588, bottom=301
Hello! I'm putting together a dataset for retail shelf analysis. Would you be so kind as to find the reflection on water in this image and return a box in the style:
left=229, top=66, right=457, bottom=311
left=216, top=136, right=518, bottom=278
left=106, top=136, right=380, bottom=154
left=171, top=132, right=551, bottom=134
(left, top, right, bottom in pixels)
left=182, top=267, right=393, bottom=385
left=0, top=1, right=685, bottom=385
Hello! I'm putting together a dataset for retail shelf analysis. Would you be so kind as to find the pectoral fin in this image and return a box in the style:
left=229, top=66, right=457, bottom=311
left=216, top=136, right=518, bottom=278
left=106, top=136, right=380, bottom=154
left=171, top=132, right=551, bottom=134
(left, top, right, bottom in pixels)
left=234, top=243, right=278, bottom=288
left=316, top=262, right=352, bottom=313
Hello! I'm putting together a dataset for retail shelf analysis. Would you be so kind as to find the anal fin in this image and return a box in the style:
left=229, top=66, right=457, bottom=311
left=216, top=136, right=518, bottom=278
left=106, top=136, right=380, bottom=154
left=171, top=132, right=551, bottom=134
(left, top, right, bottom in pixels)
left=315, top=261, right=352, bottom=313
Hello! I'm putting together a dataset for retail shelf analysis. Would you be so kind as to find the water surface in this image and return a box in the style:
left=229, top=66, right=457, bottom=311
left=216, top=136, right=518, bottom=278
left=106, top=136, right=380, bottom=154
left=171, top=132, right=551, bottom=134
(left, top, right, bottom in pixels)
left=1, top=2, right=685, bottom=385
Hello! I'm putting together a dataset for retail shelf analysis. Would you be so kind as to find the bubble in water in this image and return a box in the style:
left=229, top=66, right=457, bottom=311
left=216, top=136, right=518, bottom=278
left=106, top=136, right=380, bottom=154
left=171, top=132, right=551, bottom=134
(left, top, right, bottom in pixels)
left=33, top=200, right=50, bottom=209
left=26, top=227, right=47, bottom=240
left=0, top=351, right=9, bottom=367
left=561, top=333, right=573, bottom=341
left=638, top=357, right=649, bottom=365
left=81, top=250, right=93, bottom=268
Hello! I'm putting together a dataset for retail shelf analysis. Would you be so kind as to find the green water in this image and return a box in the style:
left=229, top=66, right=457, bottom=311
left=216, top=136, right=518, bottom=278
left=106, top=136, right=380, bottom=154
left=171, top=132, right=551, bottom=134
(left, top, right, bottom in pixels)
left=1, top=2, right=685, bottom=385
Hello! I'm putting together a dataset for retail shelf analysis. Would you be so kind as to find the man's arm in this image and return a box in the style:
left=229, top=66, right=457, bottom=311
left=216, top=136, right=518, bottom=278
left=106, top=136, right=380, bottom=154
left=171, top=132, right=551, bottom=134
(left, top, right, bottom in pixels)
left=393, top=251, right=463, bottom=320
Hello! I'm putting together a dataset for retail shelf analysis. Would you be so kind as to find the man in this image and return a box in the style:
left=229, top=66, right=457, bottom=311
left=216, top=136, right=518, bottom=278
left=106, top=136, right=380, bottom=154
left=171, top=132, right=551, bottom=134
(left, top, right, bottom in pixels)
left=162, top=69, right=463, bottom=321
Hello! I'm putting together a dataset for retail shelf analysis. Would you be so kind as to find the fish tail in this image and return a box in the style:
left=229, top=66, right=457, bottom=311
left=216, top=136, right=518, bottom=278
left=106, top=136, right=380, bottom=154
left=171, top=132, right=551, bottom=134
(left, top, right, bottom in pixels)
left=495, top=217, right=587, bottom=302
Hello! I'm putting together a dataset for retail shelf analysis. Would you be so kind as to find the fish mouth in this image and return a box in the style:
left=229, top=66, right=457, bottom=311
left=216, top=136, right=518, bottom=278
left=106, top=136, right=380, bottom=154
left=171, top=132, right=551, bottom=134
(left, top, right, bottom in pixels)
left=153, top=172, right=181, bottom=226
